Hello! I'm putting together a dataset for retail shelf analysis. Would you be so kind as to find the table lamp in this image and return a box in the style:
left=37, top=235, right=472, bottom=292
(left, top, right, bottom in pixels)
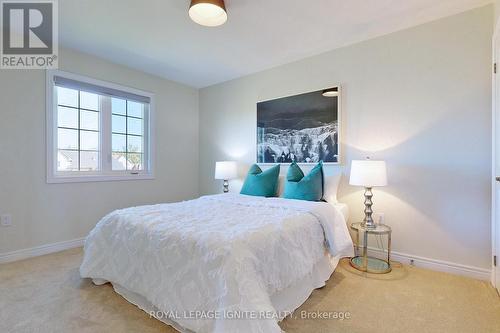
left=349, top=158, right=387, bottom=229
left=215, top=161, right=237, bottom=193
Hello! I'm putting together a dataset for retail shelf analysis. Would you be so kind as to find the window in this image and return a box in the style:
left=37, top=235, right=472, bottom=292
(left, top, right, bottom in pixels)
left=47, top=70, right=154, bottom=183
left=111, top=98, right=145, bottom=171
left=56, top=88, right=100, bottom=172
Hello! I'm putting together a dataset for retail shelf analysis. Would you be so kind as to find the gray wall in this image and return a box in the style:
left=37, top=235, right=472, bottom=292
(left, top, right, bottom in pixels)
left=495, top=0, right=500, bottom=25
left=0, top=48, right=199, bottom=253
left=199, top=6, right=493, bottom=269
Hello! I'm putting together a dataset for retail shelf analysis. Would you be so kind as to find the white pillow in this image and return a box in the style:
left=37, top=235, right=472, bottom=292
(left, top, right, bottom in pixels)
left=277, top=175, right=285, bottom=197
left=323, top=174, right=341, bottom=203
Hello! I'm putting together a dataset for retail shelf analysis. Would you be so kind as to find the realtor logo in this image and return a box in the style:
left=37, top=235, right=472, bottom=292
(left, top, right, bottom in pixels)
left=1, top=0, right=58, bottom=68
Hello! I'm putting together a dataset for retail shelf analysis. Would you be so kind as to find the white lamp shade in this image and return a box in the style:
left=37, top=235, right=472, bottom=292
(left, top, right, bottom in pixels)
left=349, top=160, right=387, bottom=187
left=215, top=161, right=237, bottom=180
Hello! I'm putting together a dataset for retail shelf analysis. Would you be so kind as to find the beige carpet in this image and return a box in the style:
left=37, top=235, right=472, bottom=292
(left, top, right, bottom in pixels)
left=1, top=248, right=499, bottom=333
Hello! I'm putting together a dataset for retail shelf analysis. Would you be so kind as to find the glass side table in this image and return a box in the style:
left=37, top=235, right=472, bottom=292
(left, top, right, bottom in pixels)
left=350, top=222, right=392, bottom=274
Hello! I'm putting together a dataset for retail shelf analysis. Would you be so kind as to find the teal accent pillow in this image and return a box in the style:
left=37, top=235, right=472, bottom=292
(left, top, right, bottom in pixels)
left=287, top=161, right=304, bottom=182
left=240, top=164, right=280, bottom=197
left=283, top=161, right=324, bottom=201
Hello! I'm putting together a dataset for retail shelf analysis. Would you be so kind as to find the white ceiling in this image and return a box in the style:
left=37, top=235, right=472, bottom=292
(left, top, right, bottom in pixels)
left=60, top=0, right=492, bottom=88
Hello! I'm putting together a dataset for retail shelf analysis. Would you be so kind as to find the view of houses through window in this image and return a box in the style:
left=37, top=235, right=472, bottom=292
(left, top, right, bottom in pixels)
left=111, top=98, right=144, bottom=171
left=55, top=85, right=148, bottom=174
left=57, top=87, right=100, bottom=172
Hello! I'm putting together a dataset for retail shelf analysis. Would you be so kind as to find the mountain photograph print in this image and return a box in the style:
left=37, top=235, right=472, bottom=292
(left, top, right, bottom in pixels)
left=257, top=87, right=340, bottom=164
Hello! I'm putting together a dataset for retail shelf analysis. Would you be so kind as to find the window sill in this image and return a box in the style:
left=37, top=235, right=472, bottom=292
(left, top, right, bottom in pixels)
left=47, top=173, right=155, bottom=184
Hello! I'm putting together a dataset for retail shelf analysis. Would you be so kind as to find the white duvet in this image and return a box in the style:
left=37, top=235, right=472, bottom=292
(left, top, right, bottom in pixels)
left=80, top=194, right=353, bottom=333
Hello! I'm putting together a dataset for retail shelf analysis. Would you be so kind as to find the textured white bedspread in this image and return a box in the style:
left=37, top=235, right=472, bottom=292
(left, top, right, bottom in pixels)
left=80, top=194, right=353, bottom=333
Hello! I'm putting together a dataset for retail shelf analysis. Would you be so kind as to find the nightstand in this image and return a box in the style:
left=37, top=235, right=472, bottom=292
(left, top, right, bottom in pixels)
left=350, top=222, right=392, bottom=274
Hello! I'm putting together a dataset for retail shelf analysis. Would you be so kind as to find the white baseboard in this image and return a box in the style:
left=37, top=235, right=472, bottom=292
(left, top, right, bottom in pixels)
left=366, top=247, right=491, bottom=281
left=0, top=237, right=85, bottom=264
left=0, top=238, right=491, bottom=281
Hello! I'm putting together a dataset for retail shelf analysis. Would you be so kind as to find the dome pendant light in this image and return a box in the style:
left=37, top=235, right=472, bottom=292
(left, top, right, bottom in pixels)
left=189, top=0, right=227, bottom=27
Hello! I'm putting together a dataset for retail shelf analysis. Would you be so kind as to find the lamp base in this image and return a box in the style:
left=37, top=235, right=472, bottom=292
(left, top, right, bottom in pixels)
left=362, top=187, right=376, bottom=229
left=362, top=222, right=377, bottom=230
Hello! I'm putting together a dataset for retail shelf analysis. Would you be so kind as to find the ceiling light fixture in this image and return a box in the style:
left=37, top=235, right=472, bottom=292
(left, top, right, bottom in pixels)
left=322, top=87, right=339, bottom=97
left=189, top=0, right=227, bottom=27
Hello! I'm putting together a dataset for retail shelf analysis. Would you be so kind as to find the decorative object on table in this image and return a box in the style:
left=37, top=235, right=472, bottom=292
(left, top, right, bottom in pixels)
left=350, top=222, right=392, bottom=274
left=240, top=164, right=280, bottom=197
left=189, top=0, right=227, bottom=27
left=257, top=87, right=340, bottom=164
left=349, top=158, right=387, bottom=229
left=283, top=161, right=324, bottom=201
left=214, top=161, right=237, bottom=193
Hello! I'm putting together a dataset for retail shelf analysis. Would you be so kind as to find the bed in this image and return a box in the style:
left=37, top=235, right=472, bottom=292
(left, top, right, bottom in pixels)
left=80, top=193, right=353, bottom=333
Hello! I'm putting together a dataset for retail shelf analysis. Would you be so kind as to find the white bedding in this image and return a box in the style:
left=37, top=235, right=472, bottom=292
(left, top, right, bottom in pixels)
left=80, top=194, right=353, bottom=333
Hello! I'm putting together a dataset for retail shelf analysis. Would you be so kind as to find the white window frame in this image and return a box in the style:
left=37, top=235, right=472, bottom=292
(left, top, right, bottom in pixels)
left=46, top=70, right=155, bottom=183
